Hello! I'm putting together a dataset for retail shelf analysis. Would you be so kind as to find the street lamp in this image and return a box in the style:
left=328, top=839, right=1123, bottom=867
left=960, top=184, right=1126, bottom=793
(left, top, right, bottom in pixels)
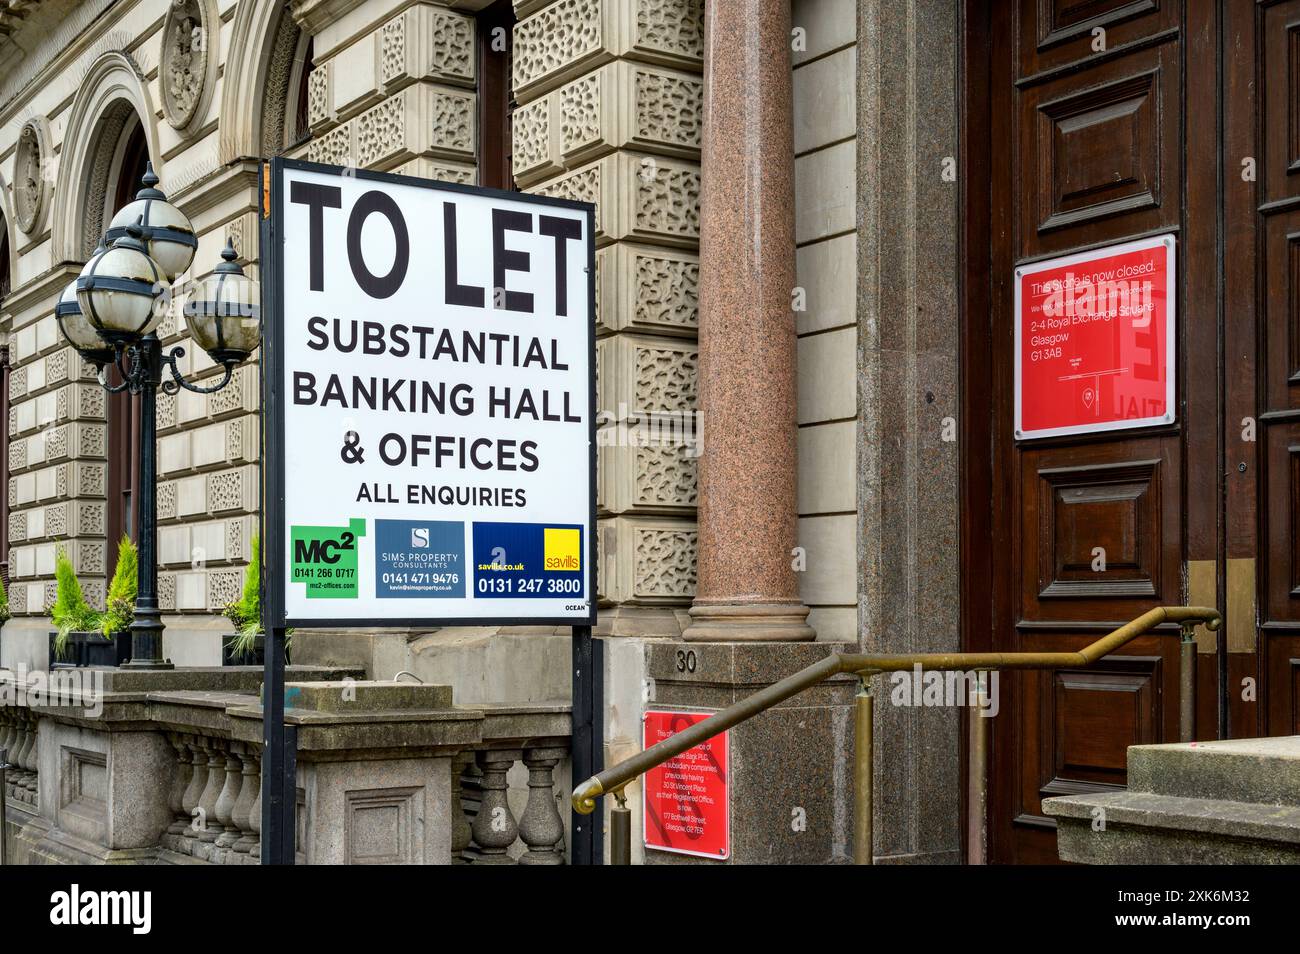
left=59, top=164, right=261, bottom=669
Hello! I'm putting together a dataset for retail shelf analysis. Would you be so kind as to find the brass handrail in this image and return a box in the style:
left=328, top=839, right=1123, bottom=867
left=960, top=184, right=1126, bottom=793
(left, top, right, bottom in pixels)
left=572, top=604, right=1221, bottom=864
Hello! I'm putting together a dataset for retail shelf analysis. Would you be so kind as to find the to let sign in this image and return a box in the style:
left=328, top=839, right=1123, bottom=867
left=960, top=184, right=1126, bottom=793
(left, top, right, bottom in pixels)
left=642, top=709, right=729, bottom=860
left=263, top=159, right=595, bottom=628
left=1015, top=234, right=1175, bottom=440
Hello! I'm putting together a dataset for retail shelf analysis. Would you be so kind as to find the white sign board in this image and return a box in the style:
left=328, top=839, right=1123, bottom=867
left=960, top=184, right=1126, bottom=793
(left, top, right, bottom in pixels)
left=264, top=160, right=595, bottom=627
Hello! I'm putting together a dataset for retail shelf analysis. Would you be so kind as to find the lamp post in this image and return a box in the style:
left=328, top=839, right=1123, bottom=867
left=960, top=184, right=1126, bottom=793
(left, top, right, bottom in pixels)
left=57, top=163, right=261, bottom=669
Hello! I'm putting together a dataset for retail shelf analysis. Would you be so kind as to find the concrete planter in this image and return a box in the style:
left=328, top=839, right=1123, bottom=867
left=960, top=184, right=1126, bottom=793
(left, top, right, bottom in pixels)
left=48, top=630, right=131, bottom=668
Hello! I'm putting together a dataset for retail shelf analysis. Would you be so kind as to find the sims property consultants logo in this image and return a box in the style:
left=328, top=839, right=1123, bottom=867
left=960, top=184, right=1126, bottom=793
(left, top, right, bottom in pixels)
left=49, top=885, right=151, bottom=934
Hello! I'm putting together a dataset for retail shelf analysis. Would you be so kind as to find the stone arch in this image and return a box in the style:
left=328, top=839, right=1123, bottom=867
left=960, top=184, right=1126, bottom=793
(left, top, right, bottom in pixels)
left=51, top=50, right=160, bottom=264
left=220, top=0, right=313, bottom=163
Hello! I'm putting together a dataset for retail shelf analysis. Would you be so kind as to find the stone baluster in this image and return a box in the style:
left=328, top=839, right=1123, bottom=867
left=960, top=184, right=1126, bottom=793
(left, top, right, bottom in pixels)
left=0, top=713, right=15, bottom=802
left=179, top=736, right=208, bottom=852
left=450, top=752, right=474, bottom=863
left=471, top=749, right=521, bottom=864
left=194, top=738, right=226, bottom=849
left=518, top=746, right=566, bottom=865
left=231, top=746, right=260, bottom=858
left=248, top=752, right=262, bottom=861
left=213, top=742, right=245, bottom=859
left=0, top=713, right=12, bottom=799
left=165, top=733, right=193, bottom=836
left=16, top=713, right=36, bottom=801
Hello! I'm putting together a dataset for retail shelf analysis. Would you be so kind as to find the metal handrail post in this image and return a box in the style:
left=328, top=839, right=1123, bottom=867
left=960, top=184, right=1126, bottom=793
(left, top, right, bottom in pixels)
left=968, top=672, right=990, bottom=865
left=854, top=677, right=874, bottom=865
left=1179, top=623, right=1197, bottom=742
left=610, top=793, right=631, bottom=866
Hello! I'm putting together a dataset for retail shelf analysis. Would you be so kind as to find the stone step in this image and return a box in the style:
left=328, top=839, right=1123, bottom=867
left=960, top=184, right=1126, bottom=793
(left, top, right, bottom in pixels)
left=1043, top=735, right=1300, bottom=864
left=1045, top=790, right=1300, bottom=864
left=1126, top=736, right=1300, bottom=806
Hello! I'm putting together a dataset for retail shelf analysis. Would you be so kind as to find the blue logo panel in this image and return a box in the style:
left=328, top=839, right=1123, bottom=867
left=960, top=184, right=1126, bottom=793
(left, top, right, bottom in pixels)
left=375, top=519, right=465, bottom=598
left=472, top=522, right=585, bottom=600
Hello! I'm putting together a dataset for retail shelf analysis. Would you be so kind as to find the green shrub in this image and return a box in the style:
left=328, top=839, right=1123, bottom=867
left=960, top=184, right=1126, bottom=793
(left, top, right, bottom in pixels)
left=224, top=535, right=260, bottom=630
left=101, top=535, right=139, bottom=636
left=225, top=536, right=269, bottom=660
left=51, top=548, right=101, bottom=659
left=0, top=573, right=10, bottom=624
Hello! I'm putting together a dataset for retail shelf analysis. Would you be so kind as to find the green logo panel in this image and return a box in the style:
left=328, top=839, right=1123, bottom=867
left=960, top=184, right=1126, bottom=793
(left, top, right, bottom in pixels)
left=291, top=518, right=366, bottom=599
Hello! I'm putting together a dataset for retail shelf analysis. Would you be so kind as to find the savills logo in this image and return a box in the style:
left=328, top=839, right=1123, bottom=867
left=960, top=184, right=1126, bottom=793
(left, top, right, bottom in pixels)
left=543, top=528, right=581, bottom=571
left=49, top=884, right=151, bottom=934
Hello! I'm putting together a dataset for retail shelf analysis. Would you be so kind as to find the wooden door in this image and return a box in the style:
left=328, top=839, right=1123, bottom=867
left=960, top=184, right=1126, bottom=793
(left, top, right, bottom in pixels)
left=1234, top=2, right=1300, bottom=739
left=962, top=1, right=1238, bottom=864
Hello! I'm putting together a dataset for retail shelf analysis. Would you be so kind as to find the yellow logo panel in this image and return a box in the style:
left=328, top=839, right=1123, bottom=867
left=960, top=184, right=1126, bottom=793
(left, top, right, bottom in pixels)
left=544, top=528, right=581, bottom=571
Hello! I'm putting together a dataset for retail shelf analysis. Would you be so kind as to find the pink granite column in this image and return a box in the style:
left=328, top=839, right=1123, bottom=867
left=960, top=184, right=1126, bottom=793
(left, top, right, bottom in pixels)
left=683, top=0, right=813, bottom=642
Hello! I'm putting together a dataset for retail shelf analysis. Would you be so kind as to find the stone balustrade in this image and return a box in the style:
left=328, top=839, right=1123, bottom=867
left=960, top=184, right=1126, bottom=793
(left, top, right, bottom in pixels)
left=158, top=731, right=263, bottom=865
left=1, top=667, right=572, bottom=865
left=453, top=704, right=572, bottom=864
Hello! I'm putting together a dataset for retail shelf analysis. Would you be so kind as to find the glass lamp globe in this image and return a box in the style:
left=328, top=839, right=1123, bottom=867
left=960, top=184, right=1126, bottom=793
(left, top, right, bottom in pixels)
left=75, top=222, right=166, bottom=346
left=183, top=239, right=261, bottom=365
left=104, top=162, right=197, bottom=282
left=55, top=270, right=115, bottom=368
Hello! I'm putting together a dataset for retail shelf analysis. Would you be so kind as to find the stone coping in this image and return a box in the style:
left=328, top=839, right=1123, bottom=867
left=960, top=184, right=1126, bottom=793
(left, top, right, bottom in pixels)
left=1043, top=790, right=1300, bottom=845
left=1, top=666, right=573, bottom=757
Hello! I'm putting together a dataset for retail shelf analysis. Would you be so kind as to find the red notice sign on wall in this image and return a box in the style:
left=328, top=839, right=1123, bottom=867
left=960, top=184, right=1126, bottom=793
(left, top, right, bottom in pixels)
left=1015, top=234, right=1176, bottom=440
left=642, top=709, right=729, bottom=860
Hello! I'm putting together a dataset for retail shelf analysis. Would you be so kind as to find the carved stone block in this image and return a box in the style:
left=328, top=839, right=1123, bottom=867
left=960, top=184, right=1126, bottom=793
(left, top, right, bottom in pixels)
left=596, top=332, right=697, bottom=424
left=378, top=4, right=476, bottom=95
left=534, top=153, right=699, bottom=249
left=354, top=83, right=476, bottom=172
left=597, top=514, right=697, bottom=604
left=512, top=0, right=703, bottom=104
left=596, top=242, right=698, bottom=336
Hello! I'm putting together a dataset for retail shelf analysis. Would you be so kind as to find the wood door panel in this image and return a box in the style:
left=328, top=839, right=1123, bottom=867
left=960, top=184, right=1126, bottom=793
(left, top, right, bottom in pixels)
left=1261, top=0, right=1300, bottom=208
left=1262, top=632, right=1300, bottom=735
left=1017, top=0, right=1177, bottom=79
left=1021, top=438, right=1177, bottom=617
left=1009, top=628, right=1173, bottom=858
left=1049, top=661, right=1159, bottom=787
left=1262, top=423, right=1300, bottom=623
left=1018, top=41, right=1180, bottom=258
left=1262, top=210, right=1300, bottom=409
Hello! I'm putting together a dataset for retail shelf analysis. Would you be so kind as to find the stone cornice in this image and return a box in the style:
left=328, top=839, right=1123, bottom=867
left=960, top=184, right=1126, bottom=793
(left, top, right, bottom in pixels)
left=0, top=260, right=79, bottom=325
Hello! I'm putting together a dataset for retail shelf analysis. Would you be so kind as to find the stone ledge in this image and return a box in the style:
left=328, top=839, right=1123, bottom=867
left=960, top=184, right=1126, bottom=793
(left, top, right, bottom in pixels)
left=1044, top=790, right=1300, bottom=864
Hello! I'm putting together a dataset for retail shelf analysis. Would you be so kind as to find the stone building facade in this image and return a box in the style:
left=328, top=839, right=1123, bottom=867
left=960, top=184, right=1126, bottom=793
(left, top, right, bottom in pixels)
left=1, top=0, right=941, bottom=865
left=0, top=0, right=862, bottom=664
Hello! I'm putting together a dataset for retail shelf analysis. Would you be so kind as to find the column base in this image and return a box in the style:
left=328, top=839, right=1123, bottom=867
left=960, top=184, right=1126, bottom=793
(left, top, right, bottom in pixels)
left=682, top=602, right=816, bottom=642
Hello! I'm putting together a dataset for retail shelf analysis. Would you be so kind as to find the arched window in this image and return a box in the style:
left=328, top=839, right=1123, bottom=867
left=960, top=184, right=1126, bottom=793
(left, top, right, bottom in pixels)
left=102, top=121, right=151, bottom=568
left=263, top=22, right=314, bottom=154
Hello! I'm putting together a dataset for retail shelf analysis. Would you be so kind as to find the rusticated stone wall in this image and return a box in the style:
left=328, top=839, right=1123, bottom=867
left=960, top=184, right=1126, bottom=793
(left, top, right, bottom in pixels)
left=507, top=0, right=705, bottom=636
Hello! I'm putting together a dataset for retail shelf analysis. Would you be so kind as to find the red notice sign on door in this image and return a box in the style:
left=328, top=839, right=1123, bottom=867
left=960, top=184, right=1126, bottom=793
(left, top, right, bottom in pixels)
left=642, top=709, right=729, bottom=860
left=1015, top=234, right=1175, bottom=440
